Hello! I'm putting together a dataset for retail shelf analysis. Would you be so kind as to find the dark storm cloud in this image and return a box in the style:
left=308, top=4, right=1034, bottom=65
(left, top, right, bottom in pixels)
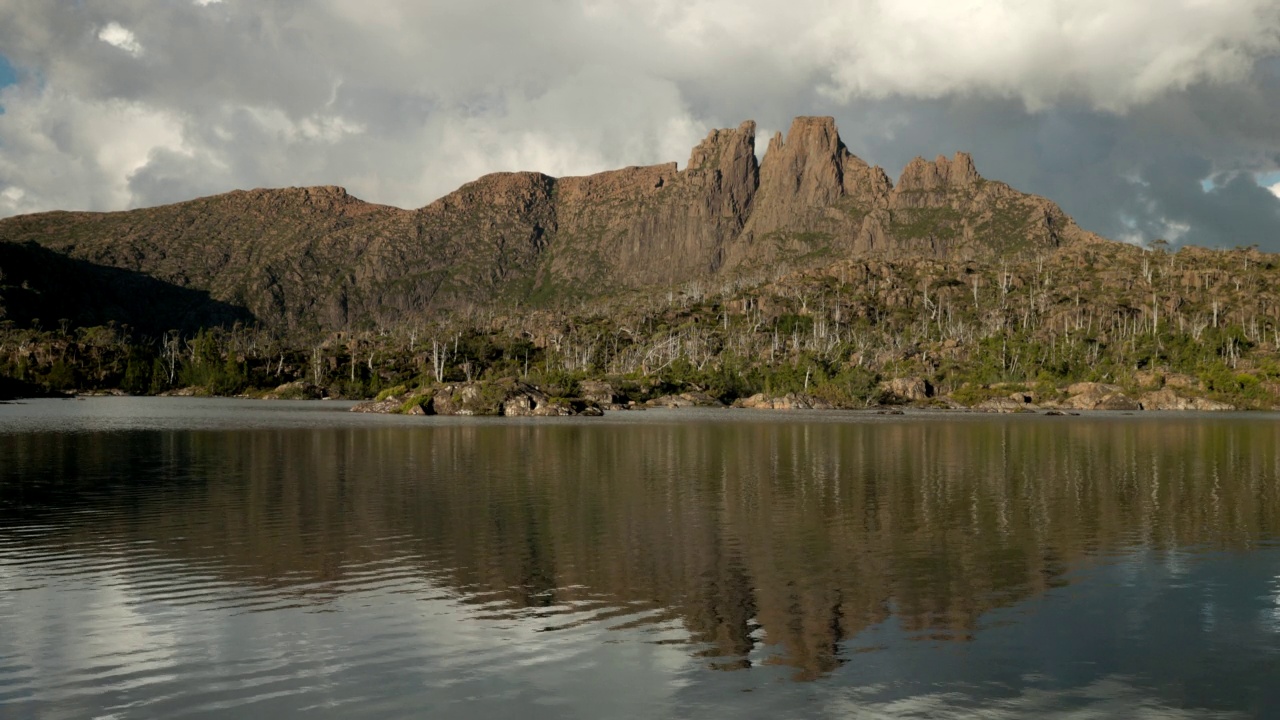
left=0, top=0, right=1278, bottom=249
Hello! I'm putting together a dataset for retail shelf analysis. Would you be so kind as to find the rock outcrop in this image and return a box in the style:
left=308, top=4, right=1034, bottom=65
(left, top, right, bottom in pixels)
left=976, top=397, right=1039, bottom=413
left=893, top=153, right=980, bottom=199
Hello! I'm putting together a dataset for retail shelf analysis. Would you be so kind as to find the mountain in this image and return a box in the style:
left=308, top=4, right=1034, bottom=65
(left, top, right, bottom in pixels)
left=0, top=116, right=1106, bottom=336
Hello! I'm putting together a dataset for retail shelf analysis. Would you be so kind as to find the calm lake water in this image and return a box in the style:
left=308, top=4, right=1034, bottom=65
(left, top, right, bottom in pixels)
left=2, top=398, right=1279, bottom=718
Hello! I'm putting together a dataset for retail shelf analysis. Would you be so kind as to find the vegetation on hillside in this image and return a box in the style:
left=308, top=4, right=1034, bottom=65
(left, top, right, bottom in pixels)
left=4, top=241, right=1280, bottom=409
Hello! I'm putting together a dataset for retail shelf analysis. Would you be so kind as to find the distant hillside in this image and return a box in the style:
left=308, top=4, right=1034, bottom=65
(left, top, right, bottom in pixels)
left=0, top=116, right=1105, bottom=337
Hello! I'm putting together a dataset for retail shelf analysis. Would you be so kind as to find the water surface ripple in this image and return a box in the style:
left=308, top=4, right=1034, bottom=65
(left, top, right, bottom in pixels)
left=2, top=398, right=1279, bottom=718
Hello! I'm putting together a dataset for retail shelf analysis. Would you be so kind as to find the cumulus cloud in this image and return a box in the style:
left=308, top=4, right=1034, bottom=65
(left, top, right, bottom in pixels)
left=815, top=0, right=1280, bottom=111
left=97, top=21, right=143, bottom=57
left=0, top=0, right=1278, bottom=249
left=593, top=0, right=1280, bottom=110
left=0, top=82, right=187, bottom=215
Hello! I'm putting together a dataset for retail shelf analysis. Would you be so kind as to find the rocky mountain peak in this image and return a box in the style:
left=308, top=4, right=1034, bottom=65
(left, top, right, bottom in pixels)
left=765, top=116, right=842, bottom=154
left=758, top=116, right=848, bottom=201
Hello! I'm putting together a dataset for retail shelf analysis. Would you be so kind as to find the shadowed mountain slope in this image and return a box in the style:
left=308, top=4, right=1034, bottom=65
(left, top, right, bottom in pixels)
left=0, top=117, right=1107, bottom=335
left=0, top=242, right=253, bottom=335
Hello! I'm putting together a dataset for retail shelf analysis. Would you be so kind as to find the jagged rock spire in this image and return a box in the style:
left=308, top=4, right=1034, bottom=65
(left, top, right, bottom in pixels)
left=744, top=116, right=892, bottom=237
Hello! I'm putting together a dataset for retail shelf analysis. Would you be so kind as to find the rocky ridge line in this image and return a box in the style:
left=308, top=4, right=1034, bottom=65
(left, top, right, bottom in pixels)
left=1, top=117, right=1108, bottom=336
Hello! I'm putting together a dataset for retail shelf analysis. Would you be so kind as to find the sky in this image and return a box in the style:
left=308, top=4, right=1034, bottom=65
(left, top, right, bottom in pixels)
left=0, top=1, right=1279, bottom=249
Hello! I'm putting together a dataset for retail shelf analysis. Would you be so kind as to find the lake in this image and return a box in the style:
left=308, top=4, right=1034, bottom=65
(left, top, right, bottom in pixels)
left=2, top=398, right=1279, bottom=718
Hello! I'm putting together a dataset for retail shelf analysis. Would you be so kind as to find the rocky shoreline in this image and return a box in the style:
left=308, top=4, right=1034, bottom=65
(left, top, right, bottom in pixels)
left=338, top=376, right=1238, bottom=417
left=3, top=375, right=1240, bottom=416
left=350, top=379, right=606, bottom=417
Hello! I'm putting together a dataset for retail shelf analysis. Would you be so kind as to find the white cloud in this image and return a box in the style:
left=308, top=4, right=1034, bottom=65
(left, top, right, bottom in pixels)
left=1270, top=182, right=1280, bottom=199
left=0, top=84, right=186, bottom=216
left=97, top=22, right=143, bottom=57
left=0, top=0, right=1278, bottom=249
left=241, top=107, right=366, bottom=144
left=596, top=0, right=1280, bottom=111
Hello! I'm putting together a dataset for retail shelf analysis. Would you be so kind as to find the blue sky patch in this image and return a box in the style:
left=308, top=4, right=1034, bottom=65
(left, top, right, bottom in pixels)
left=0, top=54, right=15, bottom=115
left=0, top=54, right=16, bottom=88
left=1202, top=173, right=1280, bottom=195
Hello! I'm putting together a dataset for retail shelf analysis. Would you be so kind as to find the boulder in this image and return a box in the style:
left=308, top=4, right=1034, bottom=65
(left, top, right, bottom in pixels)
left=579, top=380, right=618, bottom=405
left=879, top=377, right=933, bottom=403
left=500, top=385, right=548, bottom=416
left=350, top=396, right=402, bottom=413
left=1139, top=388, right=1234, bottom=411
left=1061, top=385, right=1141, bottom=411
left=647, top=394, right=696, bottom=408
left=263, top=381, right=325, bottom=400
left=351, top=391, right=435, bottom=414
left=976, top=397, right=1038, bottom=413
left=734, top=393, right=834, bottom=410
left=493, top=380, right=603, bottom=416
left=648, top=392, right=724, bottom=408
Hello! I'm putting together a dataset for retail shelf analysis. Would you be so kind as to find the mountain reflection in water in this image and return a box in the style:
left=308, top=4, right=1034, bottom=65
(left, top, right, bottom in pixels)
left=2, top=402, right=1279, bottom=717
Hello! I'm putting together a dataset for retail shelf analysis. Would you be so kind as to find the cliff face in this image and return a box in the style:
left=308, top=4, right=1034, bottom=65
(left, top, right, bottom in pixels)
left=547, top=120, right=759, bottom=288
left=0, top=116, right=1107, bottom=334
